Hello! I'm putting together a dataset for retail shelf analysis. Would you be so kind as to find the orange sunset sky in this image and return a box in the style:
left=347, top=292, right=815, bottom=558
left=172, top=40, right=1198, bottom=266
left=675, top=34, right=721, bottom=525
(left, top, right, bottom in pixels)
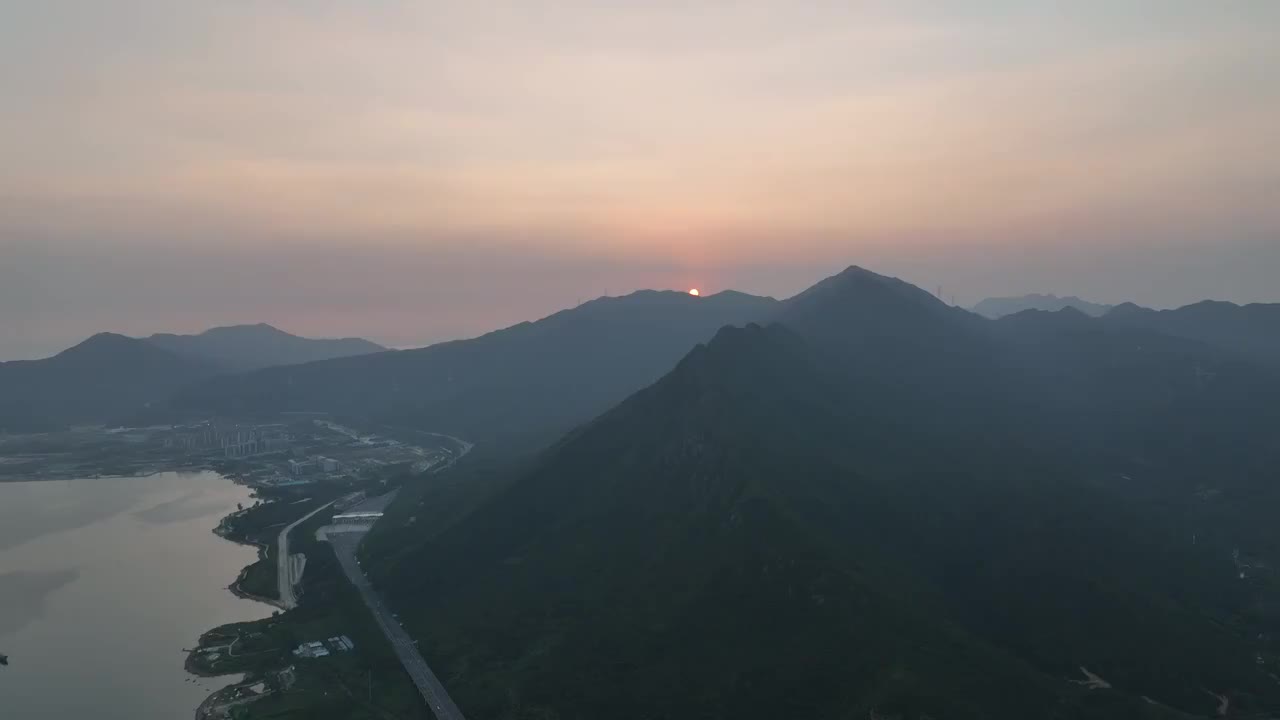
left=2, top=1, right=1277, bottom=357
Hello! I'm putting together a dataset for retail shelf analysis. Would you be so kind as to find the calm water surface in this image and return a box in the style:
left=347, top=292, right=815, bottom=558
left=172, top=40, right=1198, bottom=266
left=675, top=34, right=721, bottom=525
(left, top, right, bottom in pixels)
left=0, top=471, right=271, bottom=720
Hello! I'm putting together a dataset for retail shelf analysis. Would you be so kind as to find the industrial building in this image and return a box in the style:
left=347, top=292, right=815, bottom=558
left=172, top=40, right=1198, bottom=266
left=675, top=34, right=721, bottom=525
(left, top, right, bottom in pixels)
left=288, top=458, right=316, bottom=476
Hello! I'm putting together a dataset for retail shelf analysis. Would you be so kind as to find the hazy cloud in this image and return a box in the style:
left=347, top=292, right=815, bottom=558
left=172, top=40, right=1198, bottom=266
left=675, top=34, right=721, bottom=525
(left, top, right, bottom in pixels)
left=2, top=1, right=1277, bottom=358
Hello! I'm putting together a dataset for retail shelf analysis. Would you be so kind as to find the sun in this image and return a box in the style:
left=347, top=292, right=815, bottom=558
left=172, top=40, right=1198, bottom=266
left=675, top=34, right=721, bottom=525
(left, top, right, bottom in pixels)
left=688, top=288, right=700, bottom=296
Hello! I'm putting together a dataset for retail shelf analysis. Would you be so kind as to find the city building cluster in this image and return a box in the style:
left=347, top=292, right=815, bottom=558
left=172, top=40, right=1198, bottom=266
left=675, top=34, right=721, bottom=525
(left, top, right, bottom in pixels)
left=165, top=422, right=289, bottom=458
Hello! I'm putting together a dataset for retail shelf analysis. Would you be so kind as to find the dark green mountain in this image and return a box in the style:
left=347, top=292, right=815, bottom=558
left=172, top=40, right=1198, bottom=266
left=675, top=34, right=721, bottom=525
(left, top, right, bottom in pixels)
left=973, top=293, right=1113, bottom=319
left=1104, top=300, right=1280, bottom=367
left=368, top=267, right=1280, bottom=720
left=0, top=333, right=219, bottom=432
left=172, top=290, right=778, bottom=449
left=145, top=323, right=385, bottom=372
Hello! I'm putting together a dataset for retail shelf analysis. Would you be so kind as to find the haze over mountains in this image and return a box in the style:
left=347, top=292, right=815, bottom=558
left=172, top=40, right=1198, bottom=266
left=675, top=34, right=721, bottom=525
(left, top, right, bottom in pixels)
left=0, top=325, right=384, bottom=432
left=145, top=323, right=385, bottom=372
left=972, top=293, right=1113, bottom=319
left=1104, top=300, right=1280, bottom=367
left=170, top=281, right=1280, bottom=450
left=10, top=280, right=1274, bottom=440
left=173, top=290, right=778, bottom=450
left=975, top=294, right=1280, bottom=369
left=0, top=334, right=217, bottom=432
left=361, top=267, right=1280, bottom=719
left=7, top=3, right=1278, bottom=718
left=6, top=264, right=1280, bottom=716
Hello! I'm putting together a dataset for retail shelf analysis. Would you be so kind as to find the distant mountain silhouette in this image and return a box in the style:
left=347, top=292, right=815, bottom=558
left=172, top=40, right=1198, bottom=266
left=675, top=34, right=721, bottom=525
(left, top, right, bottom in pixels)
left=784, top=264, right=970, bottom=328
left=1104, top=300, right=1280, bottom=366
left=145, top=323, right=384, bottom=372
left=173, top=290, right=779, bottom=449
left=779, top=265, right=989, bottom=368
left=0, top=333, right=218, bottom=432
left=973, top=293, right=1113, bottom=319
left=367, top=266, right=1280, bottom=719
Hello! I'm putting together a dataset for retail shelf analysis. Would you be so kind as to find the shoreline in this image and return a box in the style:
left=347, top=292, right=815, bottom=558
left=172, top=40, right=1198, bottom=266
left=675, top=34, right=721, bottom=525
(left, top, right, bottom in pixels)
left=218, top=521, right=285, bottom=608
left=192, top=674, right=265, bottom=720
left=212, top=493, right=286, bottom=610
left=228, top=560, right=286, bottom=609
left=0, top=464, right=209, bottom=483
left=188, top=472, right=278, bottom=719
left=190, top=474, right=299, bottom=719
left=185, top=623, right=263, bottom=720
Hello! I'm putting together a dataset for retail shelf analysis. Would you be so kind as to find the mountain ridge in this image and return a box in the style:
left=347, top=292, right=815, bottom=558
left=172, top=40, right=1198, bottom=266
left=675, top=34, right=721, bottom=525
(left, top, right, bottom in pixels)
left=145, top=323, right=385, bottom=372
left=973, top=293, right=1113, bottom=319
left=0, top=334, right=219, bottom=432
left=367, top=265, right=1280, bottom=719
left=1102, top=299, right=1280, bottom=366
left=172, top=288, right=780, bottom=449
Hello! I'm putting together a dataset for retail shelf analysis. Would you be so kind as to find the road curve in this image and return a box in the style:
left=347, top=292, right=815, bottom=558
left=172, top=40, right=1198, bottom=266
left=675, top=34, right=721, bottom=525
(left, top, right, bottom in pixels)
left=277, top=500, right=336, bottom=609
left=329, top=532, right=466, bottom=720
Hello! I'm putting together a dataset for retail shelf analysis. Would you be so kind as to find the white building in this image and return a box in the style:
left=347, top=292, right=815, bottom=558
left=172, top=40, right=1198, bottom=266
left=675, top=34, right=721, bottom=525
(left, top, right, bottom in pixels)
left=288, top=459, right=316, bottom=476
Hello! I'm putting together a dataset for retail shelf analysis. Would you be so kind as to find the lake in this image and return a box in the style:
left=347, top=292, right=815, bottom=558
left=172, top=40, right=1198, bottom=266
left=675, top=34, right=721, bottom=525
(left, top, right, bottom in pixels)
left=0, top=471, right=271, bottom=720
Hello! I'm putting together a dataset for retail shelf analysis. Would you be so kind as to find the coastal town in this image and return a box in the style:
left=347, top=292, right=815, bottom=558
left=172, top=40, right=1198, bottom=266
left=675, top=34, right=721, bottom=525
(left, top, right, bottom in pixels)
left=0, top=417, right=460, bottom=485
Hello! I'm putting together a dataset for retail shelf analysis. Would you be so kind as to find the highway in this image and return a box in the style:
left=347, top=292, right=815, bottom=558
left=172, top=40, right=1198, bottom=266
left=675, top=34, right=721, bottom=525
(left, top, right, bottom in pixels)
left=277, top=500, right=336, bottom=609
left=329, top=531, right=466, bottom=720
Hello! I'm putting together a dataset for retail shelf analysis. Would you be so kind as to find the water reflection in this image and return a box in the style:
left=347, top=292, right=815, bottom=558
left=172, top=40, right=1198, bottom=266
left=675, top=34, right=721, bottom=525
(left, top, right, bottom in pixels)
left=0, top=568, right=80, bottom=637
left=133, top=490, right=239, bottom=525
left=0, top=472, right=270, bottom=720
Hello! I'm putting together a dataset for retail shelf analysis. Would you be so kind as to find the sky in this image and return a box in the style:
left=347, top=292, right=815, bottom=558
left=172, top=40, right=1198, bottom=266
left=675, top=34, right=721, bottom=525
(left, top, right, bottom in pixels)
left=2, top=1, right=1278, bottom=359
